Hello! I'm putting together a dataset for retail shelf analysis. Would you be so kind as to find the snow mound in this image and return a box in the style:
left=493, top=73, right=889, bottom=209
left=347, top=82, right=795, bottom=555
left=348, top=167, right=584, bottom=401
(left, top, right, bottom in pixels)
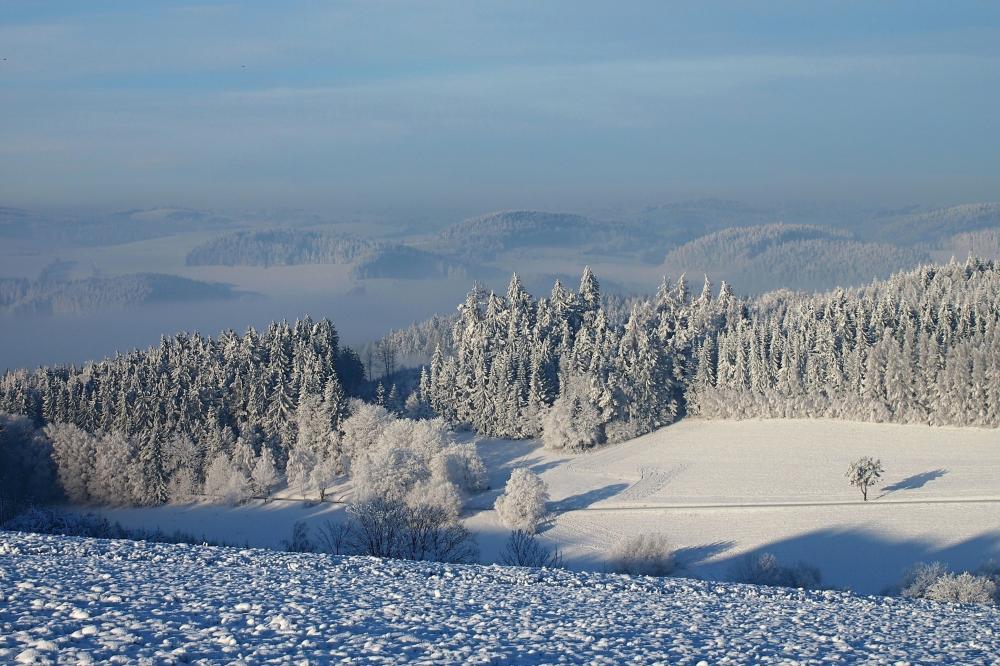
left=2, top=532, right=998, bottom=663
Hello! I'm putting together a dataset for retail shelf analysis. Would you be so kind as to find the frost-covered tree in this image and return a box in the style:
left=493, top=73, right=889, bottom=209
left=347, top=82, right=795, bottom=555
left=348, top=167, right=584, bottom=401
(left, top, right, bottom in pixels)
left=284, top=439, right=318, bottom=499
left=494, top=468, right=549, bottom=534
left=203, top=453, right=251, bottom=505
left=250, top=447, right=280, bottom=498
left=44, top=422, right=97, bottom=503
left=846, top=456, right=885, bottom=501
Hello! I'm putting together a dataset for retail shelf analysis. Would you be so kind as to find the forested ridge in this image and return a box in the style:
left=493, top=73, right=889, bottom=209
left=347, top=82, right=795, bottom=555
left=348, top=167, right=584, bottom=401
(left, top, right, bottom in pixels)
left=412, top=258, right=1000, bottom=448
left=1, top=258, right=997, bottom=510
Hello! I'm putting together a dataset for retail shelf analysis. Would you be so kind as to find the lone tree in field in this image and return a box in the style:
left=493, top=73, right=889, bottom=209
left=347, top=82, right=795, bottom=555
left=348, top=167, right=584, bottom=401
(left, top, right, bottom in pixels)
left=494, top=468, right=550, bottom=533
left=846, top=456, right=884, bottom=501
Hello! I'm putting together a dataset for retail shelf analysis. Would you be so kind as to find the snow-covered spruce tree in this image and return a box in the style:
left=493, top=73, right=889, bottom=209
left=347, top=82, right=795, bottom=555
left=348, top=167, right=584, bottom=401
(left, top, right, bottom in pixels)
left=846, top=456, right=885, bottom=501
left=494, top=468, right=549, bottom=534
left=541, top=370, right=605, bottom=451
left=421, top=269, right=717, bottom=447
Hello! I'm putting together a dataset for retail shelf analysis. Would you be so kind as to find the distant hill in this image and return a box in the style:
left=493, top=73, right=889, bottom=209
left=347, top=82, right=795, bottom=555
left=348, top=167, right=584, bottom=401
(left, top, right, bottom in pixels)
left=874, top=203, right=1000, bottom=245
left=605, top=198, right=779, bottom=244
left=935, top=228, right=1000, bottom=261
left=662, top=224, right=930, bottom=294
left=186, top=229, right=376, bottom=267
left=435, top=210, right=649, bottom=258
left=0, top=206, right=235, bottom=247
left=0, top=273, right=242, bottom=315
left=351, top=244, right=487, bottom=280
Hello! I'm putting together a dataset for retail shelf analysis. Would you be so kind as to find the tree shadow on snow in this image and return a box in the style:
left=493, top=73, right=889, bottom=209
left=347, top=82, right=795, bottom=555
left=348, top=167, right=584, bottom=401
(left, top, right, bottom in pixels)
left=878, top=469, right=948, bottom=497
left=548, top=483, right=630, bottom=513
left=674, top=541, right=736, bottom=569
left=705, top=527, right=1000, bottom=595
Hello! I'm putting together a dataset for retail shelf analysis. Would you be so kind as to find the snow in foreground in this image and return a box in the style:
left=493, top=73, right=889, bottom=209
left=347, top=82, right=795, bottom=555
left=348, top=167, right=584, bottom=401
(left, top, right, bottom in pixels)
left=2, top=532, right=999, bottom=664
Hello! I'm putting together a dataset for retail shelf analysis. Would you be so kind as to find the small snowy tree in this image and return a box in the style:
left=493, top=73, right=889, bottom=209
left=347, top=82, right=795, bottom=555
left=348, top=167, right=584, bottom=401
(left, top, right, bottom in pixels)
left=846, top=456, right=885, bottom=501
left=250, top=447, right=280, bottom=499
left=494, top=468, right=549, bottom=534
left=203, top=453, right=251, bottom=505
left=309, top=453, right=339, bottom=501
left=285, top=440, right=318, bottom=499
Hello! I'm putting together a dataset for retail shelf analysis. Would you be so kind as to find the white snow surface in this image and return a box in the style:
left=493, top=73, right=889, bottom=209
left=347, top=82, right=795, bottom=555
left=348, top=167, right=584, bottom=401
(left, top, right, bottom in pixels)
left=70, top=418, right=1000, bottom=594
left=2, top=531, right=999, bottom=664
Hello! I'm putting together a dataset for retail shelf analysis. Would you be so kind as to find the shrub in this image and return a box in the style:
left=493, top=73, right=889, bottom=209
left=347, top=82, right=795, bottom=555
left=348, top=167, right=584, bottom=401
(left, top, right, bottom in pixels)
left=284, top=521, right=316, bottom=553
left=346, top=496, right=478, bottom=564
left=730, top=552, right=821, bottom=589
left=494, top=468, right=549, bottom=534
left=899, top=561, right=949, bottom=599
left=926, top=573, right=997, bottom=605
left=607, top=533, right=675, bottom=577
left=500, top=530, right=565, bottom=568
left=315, top=520, right=354, bottom=555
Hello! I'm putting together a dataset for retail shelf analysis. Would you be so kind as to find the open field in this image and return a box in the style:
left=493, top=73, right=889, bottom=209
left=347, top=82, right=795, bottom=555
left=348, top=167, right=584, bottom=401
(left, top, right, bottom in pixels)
left=75, top=418, right=1000, bottom=594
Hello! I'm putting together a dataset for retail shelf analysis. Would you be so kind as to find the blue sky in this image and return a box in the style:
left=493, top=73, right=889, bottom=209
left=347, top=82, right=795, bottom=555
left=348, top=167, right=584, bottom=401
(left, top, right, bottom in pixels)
left=1, top=1, right=999, bottom=216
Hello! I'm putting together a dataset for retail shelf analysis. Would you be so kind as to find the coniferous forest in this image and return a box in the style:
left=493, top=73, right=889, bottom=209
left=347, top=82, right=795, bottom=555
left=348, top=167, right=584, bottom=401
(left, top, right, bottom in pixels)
left=1, top=258, right=998, bottom=509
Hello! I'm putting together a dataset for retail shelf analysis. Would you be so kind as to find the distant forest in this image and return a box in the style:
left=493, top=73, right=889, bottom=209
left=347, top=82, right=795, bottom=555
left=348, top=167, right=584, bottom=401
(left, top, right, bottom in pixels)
left=186, top=229, right=376, bottom=267
left=186, top=229, right=481, bottom=279
left=0, top=273, right=241, bottom=315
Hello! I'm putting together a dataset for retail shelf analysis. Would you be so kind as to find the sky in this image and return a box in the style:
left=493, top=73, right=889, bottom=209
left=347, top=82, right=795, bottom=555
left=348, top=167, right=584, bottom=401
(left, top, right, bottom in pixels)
left=2, top=1, right=999, bottom=216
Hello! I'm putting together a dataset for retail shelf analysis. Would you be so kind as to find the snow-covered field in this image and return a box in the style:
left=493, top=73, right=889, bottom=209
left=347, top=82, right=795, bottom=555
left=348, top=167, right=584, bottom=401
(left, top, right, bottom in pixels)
left=2, top=531, right=999, bottom=664
left=75, top=419, right=1000, bottom=594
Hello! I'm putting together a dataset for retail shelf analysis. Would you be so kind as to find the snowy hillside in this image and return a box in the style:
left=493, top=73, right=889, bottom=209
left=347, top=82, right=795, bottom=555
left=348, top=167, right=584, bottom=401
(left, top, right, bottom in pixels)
left=77, top=419, right=1000, bottom=595
left=2, top=532, right=999, bottom=664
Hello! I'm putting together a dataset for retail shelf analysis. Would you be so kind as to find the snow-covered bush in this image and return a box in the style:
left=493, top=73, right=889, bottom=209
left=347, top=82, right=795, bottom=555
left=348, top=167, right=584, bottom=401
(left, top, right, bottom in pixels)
left=351, top=414, right=486, bottom=508
left=896, top=562, right=997, bottom=605
left=203, top=454, right=251, bottom=505
left=430, top=443, right=488, bottom=495
left=846, top=456, right=884, bottom=501
left=607, top=534, right=675, bottom=577
left=926, top=573, right=997, bottom=605
left=899, top=562, right=950, bottom=599
left=730, top=553, right=822, bottom=589
left=346, top=496, right=477, bottom=563
left=494, top=468, right=549, bottom=534
left=500, top=530, right=565, bottom=569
